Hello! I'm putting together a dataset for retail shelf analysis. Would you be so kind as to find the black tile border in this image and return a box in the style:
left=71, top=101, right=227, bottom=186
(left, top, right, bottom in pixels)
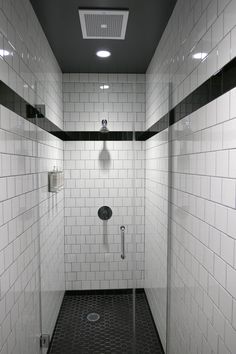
left=0, top=80, right=62, bottom=135
left=53, top=131, right=137, bottom=141
left=65, top=288, right=144, bottom=296
left=143, top=56, right=236, bottom=139
left=0, top=56, right=236, bottom=142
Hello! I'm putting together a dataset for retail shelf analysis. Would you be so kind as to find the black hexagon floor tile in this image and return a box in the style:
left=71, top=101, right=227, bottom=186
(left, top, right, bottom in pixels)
left=48, top=290, right=164, bottom=354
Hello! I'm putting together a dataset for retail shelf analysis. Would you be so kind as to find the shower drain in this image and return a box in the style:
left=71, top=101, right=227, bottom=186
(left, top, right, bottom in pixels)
left=87, top=313, right=100, bottom=322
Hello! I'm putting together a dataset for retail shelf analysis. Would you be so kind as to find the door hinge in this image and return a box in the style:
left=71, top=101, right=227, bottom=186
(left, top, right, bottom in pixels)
left=40, top=334, right=50, bottom=348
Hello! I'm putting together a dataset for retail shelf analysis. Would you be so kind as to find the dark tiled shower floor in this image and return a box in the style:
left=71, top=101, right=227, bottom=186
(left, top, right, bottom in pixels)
left=48, top=289, right=164, bottom=354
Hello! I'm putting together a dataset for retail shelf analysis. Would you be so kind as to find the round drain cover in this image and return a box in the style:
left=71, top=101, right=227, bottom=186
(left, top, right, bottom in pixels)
left=87, top=313, right=100, bottom=322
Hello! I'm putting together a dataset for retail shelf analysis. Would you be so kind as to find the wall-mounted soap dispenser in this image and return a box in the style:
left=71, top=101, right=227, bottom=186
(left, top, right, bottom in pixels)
left=48, top=166, right=64, bottom=193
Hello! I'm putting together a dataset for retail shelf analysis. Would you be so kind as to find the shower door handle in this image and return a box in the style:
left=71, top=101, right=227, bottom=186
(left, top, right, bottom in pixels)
left=120, top=225, right=125, bottom=259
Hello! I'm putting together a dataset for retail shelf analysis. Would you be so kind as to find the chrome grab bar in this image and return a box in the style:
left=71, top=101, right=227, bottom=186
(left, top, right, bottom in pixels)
left=120, top=225, right=125, bottom=259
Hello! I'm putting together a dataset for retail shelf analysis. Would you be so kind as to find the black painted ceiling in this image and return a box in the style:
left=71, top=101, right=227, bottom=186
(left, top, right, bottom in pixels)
left=30, top=0, right=177, bottom=73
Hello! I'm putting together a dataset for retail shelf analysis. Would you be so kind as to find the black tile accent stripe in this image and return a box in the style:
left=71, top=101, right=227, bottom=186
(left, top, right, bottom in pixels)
left=53, top=131, right=137, bottom=141
left=144, top=57, right=236, bottom=139
left=0, top=80, right=138, bottom=141
left=0, top=57, right=236, bottom=141
left=65, top=288, right=144, bottom=296
left=0, top=80, right=62, bottom=135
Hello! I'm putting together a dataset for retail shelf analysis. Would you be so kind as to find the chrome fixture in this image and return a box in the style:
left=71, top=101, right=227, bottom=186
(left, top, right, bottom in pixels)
left=100, top=119, right=109, bottom=133
left=40, top=334, right=50, bottom=349
left=120, top=225, right=125, bottom=259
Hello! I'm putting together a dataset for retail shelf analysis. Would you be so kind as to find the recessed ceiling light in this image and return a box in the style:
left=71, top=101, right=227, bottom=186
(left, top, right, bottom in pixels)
left=100, top=84, right=109, bottom=90
left=193, top=52, right=207, bottom=60
left=96, top=50, right=111, bottom=58
left=0, top=49, right=10, bottom=57
left=101, top=24, right=107, bottom=29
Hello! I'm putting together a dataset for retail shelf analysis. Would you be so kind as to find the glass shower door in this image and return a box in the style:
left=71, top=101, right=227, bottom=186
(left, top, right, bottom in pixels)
left=39, top=75, right=148, bottom=354
left=38, top=131, right=65, bottom=353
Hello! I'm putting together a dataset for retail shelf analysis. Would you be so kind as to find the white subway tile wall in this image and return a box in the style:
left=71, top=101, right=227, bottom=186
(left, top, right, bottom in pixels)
left=0, top=0, right=236, bottom=352
left=63, top=73, right=145, bottom=131
left=167, top=91, right=236, bottom=354
left=0, top=105, right=64, bottom=354
left=64, top=140, right=145, bottom=290
left=146, top=0, right=236, bottom=130
left=145, top=0, right=236, bottom=353
left=0, top=0, right=63, bottom=128
left=0, top=0, right=65, bottom=353
left=63, top=73, right=146, bottom=290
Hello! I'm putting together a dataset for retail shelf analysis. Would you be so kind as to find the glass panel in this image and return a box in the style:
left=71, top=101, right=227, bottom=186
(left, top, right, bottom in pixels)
left=39, top=75, right=144, bottom=353
left=38, top=130, right=65, bottom=352
left=144, top=82, right=172, bottom=352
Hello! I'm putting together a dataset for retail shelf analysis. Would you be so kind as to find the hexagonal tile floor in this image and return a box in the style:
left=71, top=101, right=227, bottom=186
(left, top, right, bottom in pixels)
left=48, top=289, right=164, bottom=354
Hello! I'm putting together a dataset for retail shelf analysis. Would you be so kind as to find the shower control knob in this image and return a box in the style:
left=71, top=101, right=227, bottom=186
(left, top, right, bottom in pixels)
left=98, top=206, right=112, bottom=220
left=120, top=225, right=125, bottom=232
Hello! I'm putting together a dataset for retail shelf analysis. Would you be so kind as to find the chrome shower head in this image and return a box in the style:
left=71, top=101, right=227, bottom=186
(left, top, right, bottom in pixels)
left=100, top=119, right=109, bottom=133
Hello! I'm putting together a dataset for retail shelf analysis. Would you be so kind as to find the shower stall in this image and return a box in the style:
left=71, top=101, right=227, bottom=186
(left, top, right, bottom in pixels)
left=10, top=72, right=185, bottom=354
left=1, top=1, right=236, bottom=353
left=47, top=74, right=167, bottom=353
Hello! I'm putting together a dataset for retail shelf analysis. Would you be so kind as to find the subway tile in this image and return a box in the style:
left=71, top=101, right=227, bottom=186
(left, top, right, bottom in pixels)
left=222, top=178, right=236, bottom=207
left=231, top=26, right=236, bottom=59
left=213, top=305, right=225, bottom=337
left=218, top=337, right=231, bottom=354
left=219, top=285, right=233, bottom=320
left=207, top=320, right=218, bottom=353
left=207, top=0, right=217, bottom=29
left=230, top=88, right=236, bottom=119
left=217, top=92, right=230, bottom=123
left=216, top=150, right=229, bottom=177
left=223, top=0, right=236, bottom=35
left=214, top=254, right=227, bottom=286
left=218, top=0, right=231, bottom=14
left=233, top=299, right=236, bottom=328
left=209, top=226, right=221, bottom=254
left=223, top=118, right=236, bottom=149
left=212, top=14, right=224, bottom=48
left=221, top=232, right=235, bottom=266
left=229, top=150, right=236, bottom=177
left=218, top=34, right=231, bottom=69
left=226, top=265, right=236, bottom=298
left=210, top=177, right=222, bottom=203
left=225, top=319, right=236, bottom=353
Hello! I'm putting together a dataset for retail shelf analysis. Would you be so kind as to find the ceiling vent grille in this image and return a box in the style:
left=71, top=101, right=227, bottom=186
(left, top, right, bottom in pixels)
left=78, top=9, right=129, bottom=40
